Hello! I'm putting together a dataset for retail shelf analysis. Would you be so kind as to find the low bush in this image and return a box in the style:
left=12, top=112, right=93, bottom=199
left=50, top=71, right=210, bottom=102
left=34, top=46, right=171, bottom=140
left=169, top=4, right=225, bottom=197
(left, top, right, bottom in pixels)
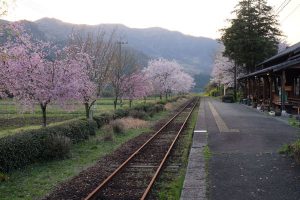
left=113, top=108, right=129, bottom=119
left=93, top=113, right=113, bottom=128
left=0, top=131, right=71, bottom=172
left=110, top=120, right=125, bottom=134
left=279, top=139, right=300, bottom=164
left=0, top=119, right=96, bottom=172
left=157, top=100, right=167, bottom=105
left=128, top=110, right=149, bottom=120
left=46, top=119, right=96, bottom=143
left=40, top=134, right=71, bottom=160
left=133, top=103, right=154, bottom=113
left=291, top=140, right=300, bottom=164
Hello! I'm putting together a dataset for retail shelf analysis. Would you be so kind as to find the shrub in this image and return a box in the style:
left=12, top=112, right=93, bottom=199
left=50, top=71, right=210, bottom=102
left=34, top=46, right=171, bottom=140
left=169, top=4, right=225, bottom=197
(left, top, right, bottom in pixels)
left=133, top=103, right=155, bottom=113
left=157, top=100, right=167, bottom=105
left=93, top=113, right=113, bottom=128
left=147, top=104, right=165, bottom=117
left=278, top=144, right=292, bottom=155
left=0, top=131, right=70, bottom=172
left=291, top=140, right=300, bottom=164
left=40, top=134, right=71, bottom=160
left=113, top=108, right=129, bottom=119
left=110, top=120, right=125, bottom=134
left=279, top=140, right=300, bottom=164
left=0, top=119, right=97, bottom=172
left=100, top=112, right=114, bottom=121
left=154, top=104, right=165, bottom=112
left=46, top=119, right=95, bottom=143
left=128, top=110, right=149, bottom=120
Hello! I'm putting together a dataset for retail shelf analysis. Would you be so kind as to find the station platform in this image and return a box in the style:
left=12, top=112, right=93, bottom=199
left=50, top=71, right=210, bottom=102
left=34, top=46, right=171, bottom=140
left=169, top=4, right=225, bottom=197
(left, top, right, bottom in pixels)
left=181, top=97, right=300, bottom=200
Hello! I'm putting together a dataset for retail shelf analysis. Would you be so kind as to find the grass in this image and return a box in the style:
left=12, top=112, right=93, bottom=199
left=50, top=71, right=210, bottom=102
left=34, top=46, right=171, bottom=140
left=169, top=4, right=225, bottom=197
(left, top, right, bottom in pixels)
left=0, top=99, right=174, bottom=200
left=278, top=139, right=300, bottom=164
left=203, top=145, right=212, bottom=161
left=0, top=127, right=150, bottom=200
left=288, top=116, right=300, bottom=128
left=156, top=99, right=199, bottom=199
left=0, top=97, right=158, bottom=135
left=0, top=118, right=82, bottom=138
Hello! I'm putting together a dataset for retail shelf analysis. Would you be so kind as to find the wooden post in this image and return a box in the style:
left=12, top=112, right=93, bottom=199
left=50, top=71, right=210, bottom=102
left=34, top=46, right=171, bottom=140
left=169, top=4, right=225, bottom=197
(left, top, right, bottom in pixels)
left=281, top=70, right=286, bottom=111
left=263, top=77, right=266, bottom=102
left=253, top=77, right=257, bottom=102
left=247, top=78, right=250, bottom=99
left=269, top=75, right=273, bottom=108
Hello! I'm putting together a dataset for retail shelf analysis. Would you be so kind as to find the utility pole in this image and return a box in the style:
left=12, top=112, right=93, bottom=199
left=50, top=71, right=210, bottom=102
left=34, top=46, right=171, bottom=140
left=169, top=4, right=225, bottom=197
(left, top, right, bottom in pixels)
left=113, top=40, right=128, bottom=110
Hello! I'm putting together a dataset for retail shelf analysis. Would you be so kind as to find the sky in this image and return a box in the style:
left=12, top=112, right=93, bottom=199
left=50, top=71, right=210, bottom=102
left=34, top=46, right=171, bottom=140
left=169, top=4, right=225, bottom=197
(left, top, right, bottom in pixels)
left=2, top=0, right=300, bottom=44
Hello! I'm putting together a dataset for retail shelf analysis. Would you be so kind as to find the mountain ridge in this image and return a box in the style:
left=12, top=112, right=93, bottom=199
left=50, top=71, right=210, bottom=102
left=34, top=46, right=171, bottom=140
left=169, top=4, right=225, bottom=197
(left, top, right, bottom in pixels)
left=3, top=18, right=219, bottom=91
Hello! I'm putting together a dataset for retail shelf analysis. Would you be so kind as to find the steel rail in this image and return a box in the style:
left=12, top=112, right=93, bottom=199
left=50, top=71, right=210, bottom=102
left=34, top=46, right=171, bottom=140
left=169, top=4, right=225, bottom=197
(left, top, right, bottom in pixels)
left=84, top=98, right=198, bottom=200
left=140, top=97, right=198, bottom=199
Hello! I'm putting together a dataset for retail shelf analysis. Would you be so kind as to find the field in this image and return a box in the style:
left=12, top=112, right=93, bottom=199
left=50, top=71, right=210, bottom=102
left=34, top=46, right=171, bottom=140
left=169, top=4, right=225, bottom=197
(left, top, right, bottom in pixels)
left=0, top=97, right=158, bottom=137
left=0, top=97, right=185, bottom=200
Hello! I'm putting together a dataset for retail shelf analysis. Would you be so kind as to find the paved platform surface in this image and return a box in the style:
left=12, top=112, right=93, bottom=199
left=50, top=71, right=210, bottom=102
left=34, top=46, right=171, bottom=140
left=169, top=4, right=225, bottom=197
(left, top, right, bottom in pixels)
left=181, top=98, right=207, bottom=200
left=181, top=97, right=300, bottom=200
left=205, top=97, right=300, bottom=200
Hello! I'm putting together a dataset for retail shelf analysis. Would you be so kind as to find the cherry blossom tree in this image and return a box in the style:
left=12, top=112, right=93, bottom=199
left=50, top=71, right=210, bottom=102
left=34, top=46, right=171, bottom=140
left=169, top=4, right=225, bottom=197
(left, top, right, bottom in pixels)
left=121, top=71, right=153, bottom=107
left=110, top=47, right=138, bottom=109
left=1, top=23, right=91, bottom=126
left=172, top=71, right=195, bottom=94
left=211, top=46, right=246, bottom=96
left=144, top=58, right=194, bottom=99
left=68, top=30, right=117, bottom=117
left=211, top=49, right=235, bottom=89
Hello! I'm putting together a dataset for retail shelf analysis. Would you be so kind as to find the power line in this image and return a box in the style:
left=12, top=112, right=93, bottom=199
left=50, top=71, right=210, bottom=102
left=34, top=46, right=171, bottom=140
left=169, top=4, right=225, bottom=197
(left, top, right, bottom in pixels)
left=276, top=0, right=292, bottom=14
left=276, top=0, right=289, bottom=12
left=281, top=4, right=300, bottom=22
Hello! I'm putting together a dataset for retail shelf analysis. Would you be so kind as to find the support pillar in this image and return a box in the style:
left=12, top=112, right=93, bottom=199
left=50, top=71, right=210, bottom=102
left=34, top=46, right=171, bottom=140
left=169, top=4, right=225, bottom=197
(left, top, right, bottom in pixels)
left=281, top=70, right=286, bottom=112
left=269, top=75, right=273, bottom=108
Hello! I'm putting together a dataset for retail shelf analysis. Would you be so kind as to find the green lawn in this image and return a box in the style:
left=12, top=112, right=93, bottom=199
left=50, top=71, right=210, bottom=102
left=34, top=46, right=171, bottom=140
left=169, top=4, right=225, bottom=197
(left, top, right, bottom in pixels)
left=0, top=110, right=169, bottom=200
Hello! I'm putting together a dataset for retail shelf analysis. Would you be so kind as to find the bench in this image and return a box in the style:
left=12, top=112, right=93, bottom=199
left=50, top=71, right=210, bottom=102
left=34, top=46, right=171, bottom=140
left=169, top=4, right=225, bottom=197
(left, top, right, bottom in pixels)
left=288, top=98, right=300, bottom=115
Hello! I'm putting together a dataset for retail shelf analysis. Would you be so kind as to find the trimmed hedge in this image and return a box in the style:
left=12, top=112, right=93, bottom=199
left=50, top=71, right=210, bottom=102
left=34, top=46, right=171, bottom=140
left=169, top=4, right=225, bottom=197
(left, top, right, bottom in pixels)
left=0, top=119, right=97, bottom=172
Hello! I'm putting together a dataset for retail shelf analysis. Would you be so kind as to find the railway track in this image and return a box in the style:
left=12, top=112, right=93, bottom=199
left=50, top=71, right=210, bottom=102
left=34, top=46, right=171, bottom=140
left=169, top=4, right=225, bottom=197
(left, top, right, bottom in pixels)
left=84, top=97, right=199, bottom=200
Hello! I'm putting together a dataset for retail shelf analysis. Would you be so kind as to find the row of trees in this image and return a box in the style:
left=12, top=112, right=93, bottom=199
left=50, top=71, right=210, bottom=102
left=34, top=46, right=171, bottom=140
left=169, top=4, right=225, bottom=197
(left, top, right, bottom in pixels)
left=210, top=0, right=282, bottom=99
left=0, top=23, right=195, bottom=126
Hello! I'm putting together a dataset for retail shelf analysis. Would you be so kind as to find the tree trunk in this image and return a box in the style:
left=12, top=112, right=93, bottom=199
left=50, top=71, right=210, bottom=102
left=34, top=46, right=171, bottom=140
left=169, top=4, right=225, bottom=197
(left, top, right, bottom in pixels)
left=120, top=98, right=123, bottom=107
left=40, top=104, right=47, bottom=127
left=144, top=97, right=146, bottom=103
left=129, top=99, right=132, bottom=108
left=84, top=102, right=90, bottom=119
left=114, top=96, right=118, bottom=110
left=159, top=94, right=162, bottom=100
left=165, top=92, right=168, bottom=100
left=234, top=63, right=237, bottom=101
